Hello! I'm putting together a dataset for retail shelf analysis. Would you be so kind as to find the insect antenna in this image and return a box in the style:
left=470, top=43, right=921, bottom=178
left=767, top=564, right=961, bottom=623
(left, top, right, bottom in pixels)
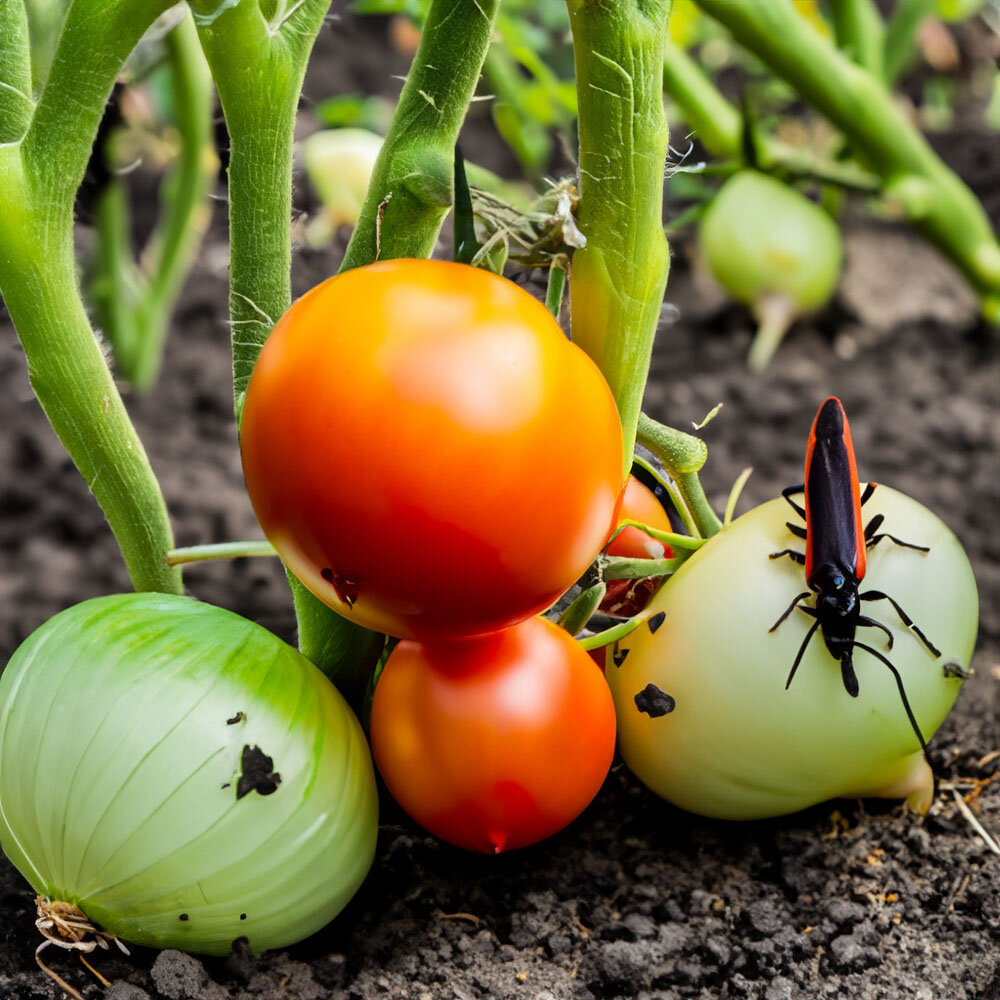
left=785, top=619, right=820, bottom=689
left=851, top=640, right=928, bottom=753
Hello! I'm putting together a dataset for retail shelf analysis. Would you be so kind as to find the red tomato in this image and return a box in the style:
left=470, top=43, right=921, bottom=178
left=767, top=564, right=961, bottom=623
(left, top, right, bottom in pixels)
left=240, top=259, right=623, bottom=640
left=601, top=476, right=674, bottom=618
left=369, top=616, right=616, bottom=854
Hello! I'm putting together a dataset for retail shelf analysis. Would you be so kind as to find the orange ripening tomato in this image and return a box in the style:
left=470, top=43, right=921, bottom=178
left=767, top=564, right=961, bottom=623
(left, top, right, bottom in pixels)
left=369, top=616, right=616, bottom=854
left=601, top=476, right=674, bottom=618
left=240, top=259, right=624, bottom=640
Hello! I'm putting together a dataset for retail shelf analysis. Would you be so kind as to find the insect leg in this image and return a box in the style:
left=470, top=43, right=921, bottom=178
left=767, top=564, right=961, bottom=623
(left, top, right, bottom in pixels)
left=857, top=614, right=894, bottom=650
left=851, top=640, right=928, bottom=753
left=866, top=532, right=930, bottom=554
left=781, top=484, right=806, bottom=519
left=863, top=513, right=883, bottom=540
left=785, top=522, right=807, bottom=540
left=769, top=591, right=811, bottom=632
left=860, top=590, right=941, bottom=657
left=860, top=482, right=878, bottom=506
left=769, top=549, right=806, bottom=565
left=839, top=649, right=860, bottom=697
left=785, top=619, right=820, bottom=690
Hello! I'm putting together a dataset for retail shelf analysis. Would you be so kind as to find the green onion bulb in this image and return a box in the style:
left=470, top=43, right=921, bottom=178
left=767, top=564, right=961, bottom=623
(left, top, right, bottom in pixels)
left=605, top=487, right=977, bottom=820
left=698, top=170, right=843, bottom=371
left=0, top=594, right=378, bottom=955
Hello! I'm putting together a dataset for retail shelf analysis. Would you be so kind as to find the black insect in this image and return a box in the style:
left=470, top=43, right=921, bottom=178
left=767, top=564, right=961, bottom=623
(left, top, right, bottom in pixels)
left=769, top=397, right=940, bottom=751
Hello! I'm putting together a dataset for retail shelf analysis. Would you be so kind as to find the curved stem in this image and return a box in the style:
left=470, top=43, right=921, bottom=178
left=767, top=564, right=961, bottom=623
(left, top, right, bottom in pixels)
left=567, top=0, right=673, bottom=473
left=340, top=0, right=500, bottom=273
left=636, top=413, right=722, bottom=538
left=0, top=0, right=181, bottom=595
left=693, top=0, right=1000, bottom=316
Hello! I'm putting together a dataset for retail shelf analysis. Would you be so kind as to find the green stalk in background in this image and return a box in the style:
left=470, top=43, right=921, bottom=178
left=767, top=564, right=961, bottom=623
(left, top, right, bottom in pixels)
left=91, top=12, right=217, bottom=391
left=341, top=0, right=501, bottom=272
left=192, top=0, right=383, bottom=695
left=662, top=38, right=881, bottom=193
left=829, top=0, right=886, bottom=79
left=567, top=0, right=673, bottom=473
left=0, top=0, right=182, bottom=595
left=693, top=0, right=1000, bottom=322
left=883, top=0, right=937, bottom=86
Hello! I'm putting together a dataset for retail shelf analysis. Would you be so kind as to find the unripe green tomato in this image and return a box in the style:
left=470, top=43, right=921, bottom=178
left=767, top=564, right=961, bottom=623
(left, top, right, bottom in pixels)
left=698, top=170, right=843, bottom=314
left=0, top=594, right=378, bottom=955
left=605, top=487, right=977, bottom=820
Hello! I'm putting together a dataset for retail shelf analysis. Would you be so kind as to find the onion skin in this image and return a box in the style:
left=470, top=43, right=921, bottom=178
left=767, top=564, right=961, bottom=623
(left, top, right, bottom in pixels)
left=698, top=170, right=843, bottom=314
left=606, top=487, right=978, bottom=820
left=0, top=594, right=378, bottom=955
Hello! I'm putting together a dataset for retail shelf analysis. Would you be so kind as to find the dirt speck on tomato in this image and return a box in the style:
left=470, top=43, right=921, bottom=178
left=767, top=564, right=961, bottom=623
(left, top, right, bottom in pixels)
left=236, top=745, right=282, bottom=799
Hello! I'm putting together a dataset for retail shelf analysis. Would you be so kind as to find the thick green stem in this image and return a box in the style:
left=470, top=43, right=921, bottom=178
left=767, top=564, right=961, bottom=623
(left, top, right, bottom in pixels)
left=829, top=0, right=886, bottom=79
left=194, top=0, right=384, bottom=691
left=0, top=0, right=181, bottom=595
left=636, top=413, right=722, bottom=538
left=693, top=0, right=1000, bottom=319
left=567, top=0, right=673, bottom=473
left=94, top=12, right=217, bottom=390
left=341, top=0, right=500, bottom=272
left=0, top=0, right=32, bottom=143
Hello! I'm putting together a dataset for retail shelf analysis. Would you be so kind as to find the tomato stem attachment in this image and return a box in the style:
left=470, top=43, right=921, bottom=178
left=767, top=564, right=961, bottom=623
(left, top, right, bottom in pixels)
left=340, top=0, right=501, bottom=272
left=636, top=413, right=723, bottom=538
left=691, top=0, right=1000, bottom=319
left=0, top=0, right=182, bottom=595
left=608, top=520, right=707, bottom=552
left=576, top=611, right=653, bottom=652
left=166, top=541, right=278, bottom=566
left=600, top=555, right=683, bottom=582
left=566, top=0, right=673, bottom=473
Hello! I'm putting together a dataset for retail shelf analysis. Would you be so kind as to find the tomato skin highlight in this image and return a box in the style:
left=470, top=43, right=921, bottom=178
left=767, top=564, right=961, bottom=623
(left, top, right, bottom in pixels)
left=369, top=617, right=617, bottom=854
left=240, top=259, right=624, bottom=640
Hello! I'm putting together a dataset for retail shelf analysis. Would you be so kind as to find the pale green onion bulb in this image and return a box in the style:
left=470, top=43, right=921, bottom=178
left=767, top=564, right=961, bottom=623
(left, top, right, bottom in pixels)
left=302, top=128, right=384, bottom=245
left=698, top=170, right=843, bottom=371
left=605, top=487, right=977, bottom=820
left=0, top=594, right=378, bottom=955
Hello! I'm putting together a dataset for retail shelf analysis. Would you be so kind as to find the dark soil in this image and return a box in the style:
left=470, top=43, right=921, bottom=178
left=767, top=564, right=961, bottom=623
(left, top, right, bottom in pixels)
left=2, top=9, right=999, bottom=1000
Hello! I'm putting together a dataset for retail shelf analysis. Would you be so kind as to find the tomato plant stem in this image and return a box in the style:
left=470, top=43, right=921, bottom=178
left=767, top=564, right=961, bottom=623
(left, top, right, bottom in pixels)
left=340, top=0, right=501, bottom=272
left=883, top=0, right=936, bottom=86
left=663, top=38, right=880, bottom=194
left=693, top=0, right=1000, bottom=320
left=636, top=413, right=722, bottom=539
left=92, top=14, right=217, bottom=391
left=828, top=0, right=886, bottom=79
left=567, top=0, right=673, bottom=473
left=193, top=0, right=385, bottom=692
left=166, top=541, right=277, bottom=566
left=0, top=0, right=182, bottom=595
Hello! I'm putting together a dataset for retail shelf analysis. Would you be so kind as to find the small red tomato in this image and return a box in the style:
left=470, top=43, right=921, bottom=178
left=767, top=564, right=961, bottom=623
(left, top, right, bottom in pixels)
left=369, top=617, right=616, bottom=854
left=601, top=476, right=674, bottom=618
left=240, top=259, right=623, bottom=640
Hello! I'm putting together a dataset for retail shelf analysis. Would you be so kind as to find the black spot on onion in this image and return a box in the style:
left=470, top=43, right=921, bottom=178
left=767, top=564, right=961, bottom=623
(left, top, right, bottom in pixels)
left=648, top=611, right=665, bottom=633
left=612, top=644, right=629, bottom=667
left=226, top=712, right=245, bottom=725
left=179, top=913, right=189, bottom=921
left=634, top=683, right=675, bottom=718
left=236, top=745, right=282, bottom=800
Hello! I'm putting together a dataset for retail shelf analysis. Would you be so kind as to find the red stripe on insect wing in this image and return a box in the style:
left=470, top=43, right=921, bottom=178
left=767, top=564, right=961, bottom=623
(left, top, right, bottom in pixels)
left=838, top=404, right=867, bottom=582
